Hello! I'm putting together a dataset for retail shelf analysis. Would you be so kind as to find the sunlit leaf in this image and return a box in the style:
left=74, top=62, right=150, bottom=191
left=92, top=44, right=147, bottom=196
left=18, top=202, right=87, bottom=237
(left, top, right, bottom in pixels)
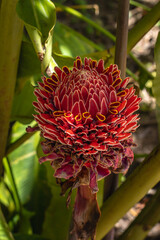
left=7, top=122, right=40, bottom=204
left=0, top=207, right=15, bottom=240
left=16, top=0, right=56, bottom=74
left=52, top=52, right=75, bottom=68
left=16, top=0, right=56, bottom=43
left=0, top=182, right=15, bottom=211
left=53, top=22, right=95, bottom=57
left=11, top=80, right=36, bottom=124
left=17, top=21, right=108, bottom=79
left=18, top=42, right=41, bottom=79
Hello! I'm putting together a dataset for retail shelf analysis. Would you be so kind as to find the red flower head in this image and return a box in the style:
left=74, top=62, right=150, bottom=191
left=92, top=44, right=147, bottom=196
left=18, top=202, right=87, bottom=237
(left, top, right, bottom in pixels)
left=27, top=57, right=141, bottom=193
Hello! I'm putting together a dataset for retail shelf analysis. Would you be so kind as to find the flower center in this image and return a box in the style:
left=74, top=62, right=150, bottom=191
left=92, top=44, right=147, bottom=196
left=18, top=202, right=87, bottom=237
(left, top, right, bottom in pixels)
left=53, top=69, right=109, bottom=122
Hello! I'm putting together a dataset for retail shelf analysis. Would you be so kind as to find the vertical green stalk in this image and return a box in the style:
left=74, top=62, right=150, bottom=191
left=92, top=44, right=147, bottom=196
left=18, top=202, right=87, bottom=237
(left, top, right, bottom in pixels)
left=117, top=187, right=160, bottom=240
left=102, top=1, right=129, bottom=239
left=102, top=174, right=118, bottom=240
left=127, top=1, right=160, bottom=52
left=96, top=145, right=160, bottom=240
left=0, top=0, right=23, bottom=174
left=114, top=0, right=130, bottom=78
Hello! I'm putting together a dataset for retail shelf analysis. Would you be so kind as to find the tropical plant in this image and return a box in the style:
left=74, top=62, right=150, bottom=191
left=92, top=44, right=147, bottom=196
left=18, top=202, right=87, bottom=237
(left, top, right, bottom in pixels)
left=0, top=0, right=160, bottom=240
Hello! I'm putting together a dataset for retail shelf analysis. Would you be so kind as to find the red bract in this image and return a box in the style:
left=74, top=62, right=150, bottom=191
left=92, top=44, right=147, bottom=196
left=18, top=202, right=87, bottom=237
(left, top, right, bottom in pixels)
left=27, top=57, right=141, bottom=193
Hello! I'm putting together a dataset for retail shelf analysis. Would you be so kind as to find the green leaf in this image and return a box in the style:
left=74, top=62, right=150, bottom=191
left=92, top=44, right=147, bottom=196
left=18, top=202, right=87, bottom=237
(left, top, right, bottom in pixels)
left=0, top=207, right=15, bottom=240
left=52, top=52, right=75, bottom=68
left=11, top=79, right=36, bottom=124
left=14, top=233, right=49, bottom=240
left=52, top=50, right=111, bottom=70
left=138, top=68, right=150, bottom=90
left=16, top=0, right=56, bottom=74
left=26, top=141, right=75, bottom=239
left=16, top=0, right=56, bottom=43
left=41, top=163, right=75, bottom=240
left=7, top=122, right=40, bottom=205
left=0, top=181, right=15, bottom=211
left=17, top=20, right=108, bottom=79
left=53, top=22, right=95, bottom=57
left=18, top=41, right=41, bottom=79
left=54, top=22, right=103, bottom=52
left=96, top=146, right=160, bottom=240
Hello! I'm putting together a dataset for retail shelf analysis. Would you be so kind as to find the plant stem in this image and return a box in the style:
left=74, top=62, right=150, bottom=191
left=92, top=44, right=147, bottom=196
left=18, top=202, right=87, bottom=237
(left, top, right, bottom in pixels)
left=56, top=4, right=99, bottom=15
left=134, top=153, right=148, bottom=159
left=117, top=187, right=160, bottom=240
left=0, top=205, right=15, bottom=240
left=0, top=0, right=23, bottom=175
left=6, top=125, right=38, bottom=156
left=130, top=0, right=150, bottom=11
left=102, top=174, right=119, bottom=240
left=56, top=1, right=160, bottom=53
left=114, top=0, right=130, bottom=78
left=103, top=1, right=130, bottom=240
left=55, top=3, right=116, bottom=42
left=55, top=2, right=155, bottom=82
left=129, top=52, right=154, bottom=79
left=3, top=157, right=22, bottom=213
left=73, top=185, right=100, bottom=240
left=126, top=68, right=138, bottom=81
left=127, top=1, right=160, bottom=52
left=96, top=145, right=160, bottom=240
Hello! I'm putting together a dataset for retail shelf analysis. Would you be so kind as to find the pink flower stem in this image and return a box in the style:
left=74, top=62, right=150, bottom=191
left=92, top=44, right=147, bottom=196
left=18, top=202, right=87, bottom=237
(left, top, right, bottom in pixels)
left=73, top=185, right=100, bottom=240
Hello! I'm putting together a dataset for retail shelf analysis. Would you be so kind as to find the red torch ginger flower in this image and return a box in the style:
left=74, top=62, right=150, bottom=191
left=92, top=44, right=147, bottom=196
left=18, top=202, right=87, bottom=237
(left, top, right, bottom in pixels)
left=27, top=57, right=141, bottom=193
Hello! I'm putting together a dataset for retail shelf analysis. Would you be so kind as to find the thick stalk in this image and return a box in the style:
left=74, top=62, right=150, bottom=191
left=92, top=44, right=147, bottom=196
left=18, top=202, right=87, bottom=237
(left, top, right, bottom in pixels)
left=102, top=174, right=118, bottom=240
left=114, top=0, right=130, bottom=79
left=96, top=145, right=160, bottom=240
left=117, top=187, right=160, bottom=240
left=73, top=185, right=100, bottom=240
left=103, top=1, right=130, bottom=240
left=0, top=0, right=23, bottom=174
